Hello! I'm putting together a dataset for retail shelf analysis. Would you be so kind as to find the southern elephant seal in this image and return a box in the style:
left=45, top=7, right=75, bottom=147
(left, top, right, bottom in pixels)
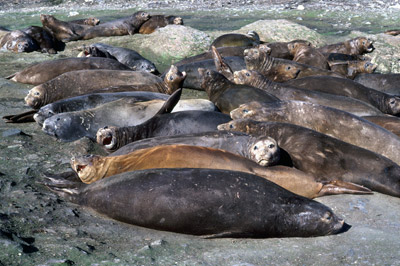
left=138, top=15, right=183, bottom=34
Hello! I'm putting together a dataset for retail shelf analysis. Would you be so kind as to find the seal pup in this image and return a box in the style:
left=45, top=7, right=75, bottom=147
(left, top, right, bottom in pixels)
left=6, top=57, right=131, bottom=85
left=230, top=100, right=400, bottom=165
left=24, top=69, right=163, bottom=109
left=328, top=60, right=377, bottom=79
left=210, top=31, right=260, bottom=50
left=80, top=11, right=150, bottom=40
left=43, top=167, right=349, bottom=238
left=82, top=43, right=158, bottom=73
left=287, top=42, right=329, bottom=69
left=218, top=119, right=400, bottom=198
left=138, top=15, right=183, bottom=34
left=317, top=37, right=375, bottom=55
left=354, top=73, right=400, bottom=95
left=109, top=131, right=280, bottom=167
left=233, top=69, right=383, bottom=116
left=264, top=39, right=312, bottom=59
left=244, top=46, right=343, bottom=82
left=285, top=76, right=400, bottom=116
left=198, top=68, right=279, bottom=113
left=0, top=30, right=39, bottom=53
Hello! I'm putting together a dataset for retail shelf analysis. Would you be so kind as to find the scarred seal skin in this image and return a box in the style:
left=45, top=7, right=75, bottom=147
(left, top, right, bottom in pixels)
left=287, top=42, right=329, bottom=69
left=354, top=73, right=400, bottom=95
left=230, top=100, right=400, bottom=166
left=109, top=131, right=280, bottom=167
left=198, top=68, right=279, bottom=114
left=317, top=37, right=375, bottom=55
left=80, top=11, right=150, bottom=40
left=285, top=76, right=400, bottom=116
left=362, top=115, right=400, bottom=138
left=210, top=31, right=260, bottom=50
left=0, top=30, right=39, bottom=53
left=6, top=57, right=131, bottom=85
left=43, top=167, right=348, bottom=238
left=139, top=15, right=183, bottom=34
left=232, top=69, right=383, bottom=117
left=218, top=119, right=400, bottom=198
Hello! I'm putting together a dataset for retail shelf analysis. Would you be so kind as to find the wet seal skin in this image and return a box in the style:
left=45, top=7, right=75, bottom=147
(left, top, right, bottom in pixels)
left=43, top=167, right=350, bottom=238
left=210, top=31, right=261, bottom=50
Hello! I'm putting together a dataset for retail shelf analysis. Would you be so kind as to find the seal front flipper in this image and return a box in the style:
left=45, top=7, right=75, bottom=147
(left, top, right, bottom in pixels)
left=155, top=88, right=182, bottom=115
left=2, top=110, right=37, bottom=123
left=211, top=45, right=234, bottom=80
left=317, top=180, right=373, bottom=197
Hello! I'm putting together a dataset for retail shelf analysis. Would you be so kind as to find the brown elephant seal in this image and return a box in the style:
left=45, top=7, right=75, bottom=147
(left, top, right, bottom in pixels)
left=40, top=14, right=91, bottom=42
left=287, top=42, right=329, bottom=69
left=353, top=73, right=400, bottom=95
left=138, top=15, right=183, bottom=34
left=24, top=69, right=164, bottom=109
left=83, top=43, right=158, bottom=73
left=285, top=76, right=400, bottom=116
left=230, top=100, right=400, bottom=165
left=233, top=69, right=382, bottom=116
left=43, top=167, right=348, bottom=238
left=71, top=144, right=370, bottom=199
left=199, top=68, right=279, bottom=113
left=69, top=17, right=100, bottom=26
left=244, top=47, right=343, bottom=82
left=210, top=31, right=260, bottom=50
left=22, top=26, right=63, bottom=54
left=362, top=115, right=400, bottom=137
left=0, top=30, right=39, bottom=53
left=317, top=37, right=374, bottom=55
left=96, top=111, right=232, bottom=150
left=218, top=119, right=400, bottom=198
left=384, top=29, right=400, bottom=36
left=264, top=39, right=312, bottom=59
left=6, top=57, right=131, bottom=85
left=80, top=11, right=150, bottom=40
left=110, top=131, right=280, bottom=167
left=328, top=60, right=377, bottom=79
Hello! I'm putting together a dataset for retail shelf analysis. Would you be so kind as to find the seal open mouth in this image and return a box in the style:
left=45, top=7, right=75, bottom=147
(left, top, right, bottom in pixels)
left=258, top=159, right=270, bottom=167
left=76, top=164, right=87, bottom=173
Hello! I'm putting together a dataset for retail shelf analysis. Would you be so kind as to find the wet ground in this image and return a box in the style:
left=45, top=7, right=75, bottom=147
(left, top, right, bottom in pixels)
left=1, top=1, right=400, bottom=265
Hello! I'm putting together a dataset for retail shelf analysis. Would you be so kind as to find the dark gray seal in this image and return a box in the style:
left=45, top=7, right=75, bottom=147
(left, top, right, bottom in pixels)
left=43, top=167, right=348, bottom=238
left=218, top=119, right=400, bottom=198
left=0, top=30, right=39, bottom=53
left=354, top=73, right=400, bottom=95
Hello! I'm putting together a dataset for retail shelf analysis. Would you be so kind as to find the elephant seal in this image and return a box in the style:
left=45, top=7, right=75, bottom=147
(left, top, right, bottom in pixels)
left=69, top=17, right=100, bottom=26
left=24, top=69, right=164, bottom=109
left=264, top=39, right=312, bottom=60
left=33, top=91, right=170, bottom=126
left=230, top=100, right=400, bottom=165
left=0, top=30, right=39, bottom=53
left=109, top=131, right=280, bottom=167
left=43, top=167, right=348, bottom=238
left=287, top=42, right=329, bottom=69
left=83, top=43, right=158, bottom=73
left=218, top=119, right=400, bottom=198
left=210, top=31, right=260, bottom=50
left=22, top=26, right=62, bottom=54
left=6, top=57, right=131, bottom=85
left=80, top=11, right=150, bottom=40
left=199, top=68, right=279, bottom=113
left=232, top=69, right=383, bottom=116
left=362, top=115, right=400, bottom=137
left=317, top=37, right=374, bottom=55
left=40, top=14, right=91, bottom=42
left=384, top=29, right=400, bottom=36
left=285, top=76, right=400, bottom=116
left=328, top=60, right=377, bottom=79
left=244, top=46, right=343, bottom=82
left=71, top=144, right=370, bottom=199
left=139, top=15, right=183, bottom=34
left=96, top=111, right=232, bottom=150
left=354, top=73, right=400, bottom=95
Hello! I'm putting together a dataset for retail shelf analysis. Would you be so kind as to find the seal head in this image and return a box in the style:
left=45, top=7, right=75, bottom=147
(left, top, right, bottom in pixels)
left=248, top=137, right=280, bottom=167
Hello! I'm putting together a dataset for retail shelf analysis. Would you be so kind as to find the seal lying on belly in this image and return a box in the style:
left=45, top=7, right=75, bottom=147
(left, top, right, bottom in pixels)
left=105, top=131, right=281, bottom=167
left=328, top=60, right=377, bottom=79
left=244, top=46, right=344, bottom=82
left=96, top=110, right=232, bottom=150
left=69, top=17, right=100, bottom=26
left=218, top=119, right=400, bottom=197
left=138, top=15, right=183, bottom=34
left=0, top=30, right=39, bottom=53
left=71, top=144, right=370, bottom=198
left=210, top=31, right=260, bottom=50
left=43, top=167, right=348, bottom=238
left=24, top=69, right=164, bottom=109
left=287, top=42, right=329, bottom=69
left=6, top=57, right=131, bottom=85
left=83, top=43, right=158, bottom=73
left=22, top=25, right=63, bottom=54
left=230, top=100, right=400, bottom=166
left=362, top=115, right=400, bottom=137
left=80, top=11, right=150, bottom=40
left=317, top=37, right=374, bottom=55
left=285, top=76, right=400, bottom=116
left=232, top=69, right=382, bottom=116
left=353, top=73, right=400, bottom=95
left=199, top=68, right=279, bottom=114
left=264, top=39, right=312, bottom=60
left=40, top=14, right=91, bottom=42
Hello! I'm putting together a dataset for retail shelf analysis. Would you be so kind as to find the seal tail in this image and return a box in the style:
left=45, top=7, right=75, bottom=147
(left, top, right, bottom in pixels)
left=155, top=88, right=182, bottom=115
left=39, top=171, right=85, bottom=203
left=317, top=180, right=373, bottom=197
left=2, top=110, right=37, bottom=123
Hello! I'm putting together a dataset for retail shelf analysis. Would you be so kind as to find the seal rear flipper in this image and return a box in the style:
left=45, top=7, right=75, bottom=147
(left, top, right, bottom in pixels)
left=40, top=171, right=86, bottom=203
left=2, top=110, right=37, bottom=123
left=155, top=88, right=182, bottom=115
left=4, top=72, right=16, bottom=80
left=211, top=45, right=233, bottom=80
left=317, top=180, right=373, bottom=197
left=43, top=170, right=81, bottom=184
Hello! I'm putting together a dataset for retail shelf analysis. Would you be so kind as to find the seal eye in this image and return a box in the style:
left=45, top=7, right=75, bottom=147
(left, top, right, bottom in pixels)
left=286, top=66, right=291, bottom=70
left=56, top=117, right=61, bottom=121
left=268, top=144, right=275, bottom=149
left=34, top=92, right=40, bottom=96
left=245, top=72, right=250, bottom=77
left=323, top=212, right=332, bottom=221
left=169, top=75, right=174, bottom=81
left=229, top=124, right=234, bottom=129
left=389, top=98, right=396, bottom=105
left=206, top=71, right=210, bottom=76
left=253, top=145, right=258, bottom=150
left=243, top=109, right=249, bottom=113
